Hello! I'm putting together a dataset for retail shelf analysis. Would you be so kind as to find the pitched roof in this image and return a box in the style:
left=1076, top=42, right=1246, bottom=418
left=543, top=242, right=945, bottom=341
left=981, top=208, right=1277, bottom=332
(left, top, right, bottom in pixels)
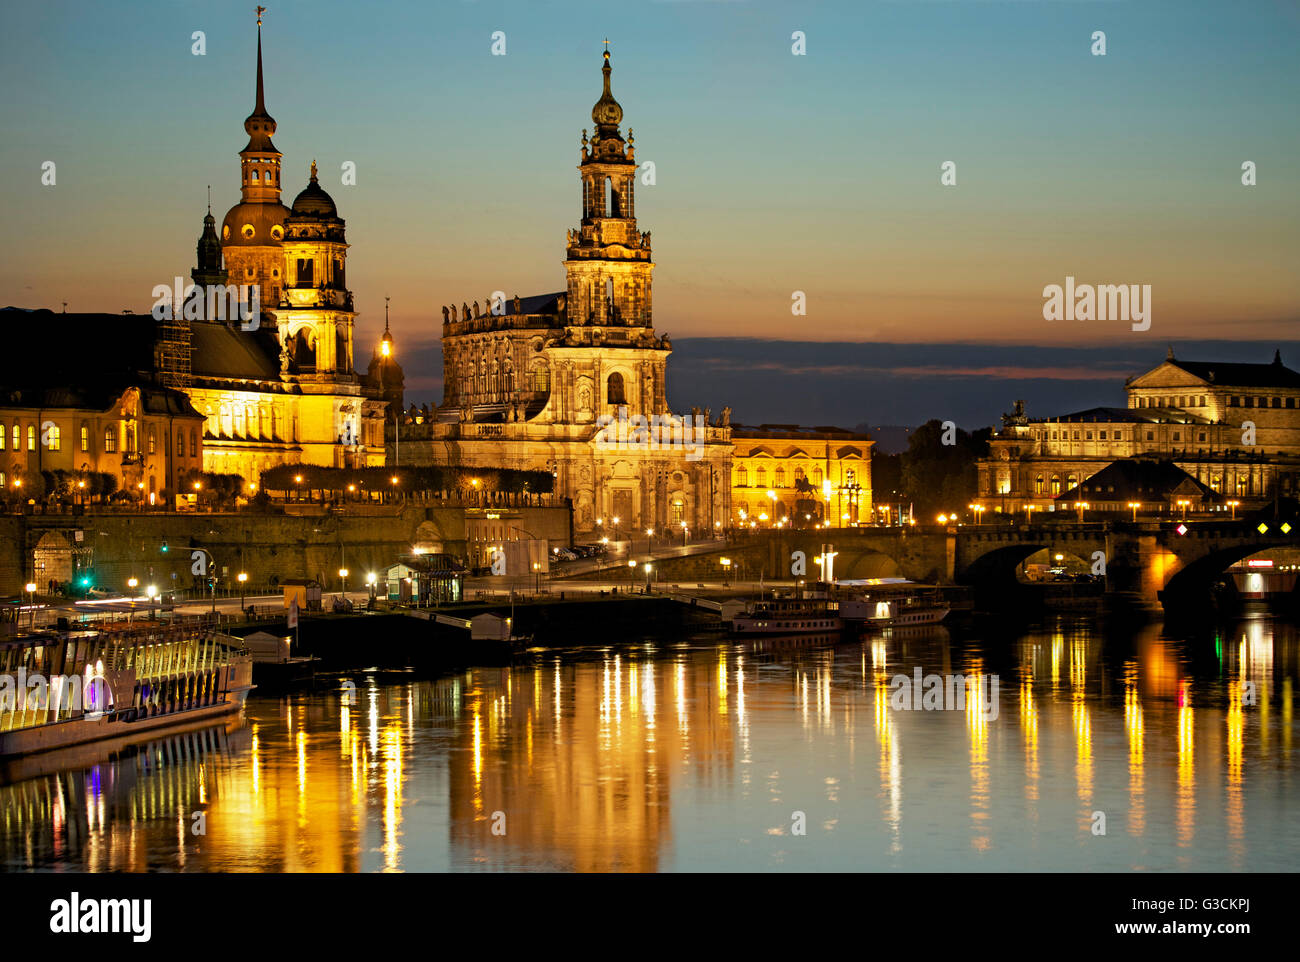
left=1167, top=354, right=1300, bottom=389
left=1058, top=459, right=1219, bottom=503
left=1029, top=406, right=1210, bottom=425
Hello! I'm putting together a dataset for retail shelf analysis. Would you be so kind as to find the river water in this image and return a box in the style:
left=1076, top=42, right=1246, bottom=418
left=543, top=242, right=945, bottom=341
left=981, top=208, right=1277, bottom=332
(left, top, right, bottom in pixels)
left=2, top=612, right=1297, bottom=872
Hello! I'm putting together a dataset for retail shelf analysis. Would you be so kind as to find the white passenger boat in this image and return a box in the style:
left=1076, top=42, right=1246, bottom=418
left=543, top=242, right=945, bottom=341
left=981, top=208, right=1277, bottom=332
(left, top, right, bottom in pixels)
left=834, top=580, right=951, bottom=629
left=0, top=617, right=254, bottom=759
left=730, top=596, right=842, bottom=635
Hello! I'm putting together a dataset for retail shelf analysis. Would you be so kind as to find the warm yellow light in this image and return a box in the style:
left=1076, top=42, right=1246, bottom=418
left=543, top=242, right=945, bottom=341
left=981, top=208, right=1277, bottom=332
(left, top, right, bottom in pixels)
left=348, top=484, right=356, bottom=492
left=646, top=528, right=654, bottom=536
left=471, top=478, right=480, bottom=487
left=643, top=562, right=652, bottom=572
left=390, top=476, right=399, bottom=484
left=628, top=560, right=636, bottom=568
left=339, top=568, right=349, bottom=578
left=237, top=572, right=248, bottom=583
left=127, top=577, right=138, bottom=589
left=77, top=480, right=85, bottom=488
left=294, top=475, right=303, bottom=483
left=193, top=481, right=202, bottom=490
left=380, top=340, right=391, bottom=358
left=25, top=582, right=36, bottom=593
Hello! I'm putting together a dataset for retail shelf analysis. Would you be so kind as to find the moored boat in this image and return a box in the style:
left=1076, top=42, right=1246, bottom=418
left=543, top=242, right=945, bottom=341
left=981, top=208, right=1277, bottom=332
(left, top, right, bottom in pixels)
left=834, top=579, right=951, bottom=629
left=0, top=619, right=254, bottom=759
left=729, top=595, right=842, bottom=635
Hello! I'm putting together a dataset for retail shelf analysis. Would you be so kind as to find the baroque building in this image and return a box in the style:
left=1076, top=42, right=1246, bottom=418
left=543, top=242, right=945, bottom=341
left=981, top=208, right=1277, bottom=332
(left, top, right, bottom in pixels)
left=730, top=425, right=873, bottom=527
left=179, top=13, right=388, bottom=483
left=978, top=349, right=1300, bottom=514
left=409, top=49, right=732, bottom=534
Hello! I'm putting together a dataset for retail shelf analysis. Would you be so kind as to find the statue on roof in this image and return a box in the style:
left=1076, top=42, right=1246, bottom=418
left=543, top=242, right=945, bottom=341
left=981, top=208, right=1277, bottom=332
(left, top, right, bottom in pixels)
left=441, top=305, right=449, bottom=323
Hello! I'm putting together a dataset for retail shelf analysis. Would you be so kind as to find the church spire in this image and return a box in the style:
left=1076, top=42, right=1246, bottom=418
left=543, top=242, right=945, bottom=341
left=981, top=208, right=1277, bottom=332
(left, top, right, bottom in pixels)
left=253, top=6, right=268, bottom=117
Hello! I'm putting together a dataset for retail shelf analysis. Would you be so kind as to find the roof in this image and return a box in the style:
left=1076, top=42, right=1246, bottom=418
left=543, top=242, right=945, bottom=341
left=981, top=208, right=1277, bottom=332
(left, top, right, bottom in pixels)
left=1166, top=354, right=1300, bottom=389
left=731, top=423, right=871, bottom=441
left=189, top=322, right=282, bottom=381
left=1027, top=406, right=1211, bottom=425
left=1058, top=459, right=1220, bottom=503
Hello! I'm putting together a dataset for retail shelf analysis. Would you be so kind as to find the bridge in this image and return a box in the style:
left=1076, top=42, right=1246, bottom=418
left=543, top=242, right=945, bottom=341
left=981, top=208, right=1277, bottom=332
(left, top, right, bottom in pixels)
left=615, top=521, right=1298, bottom=613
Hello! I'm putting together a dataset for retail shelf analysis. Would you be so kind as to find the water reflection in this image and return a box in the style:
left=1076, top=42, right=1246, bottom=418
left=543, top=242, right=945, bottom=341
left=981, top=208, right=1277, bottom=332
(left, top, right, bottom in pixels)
left=2, top=614, right=1299, bottom=872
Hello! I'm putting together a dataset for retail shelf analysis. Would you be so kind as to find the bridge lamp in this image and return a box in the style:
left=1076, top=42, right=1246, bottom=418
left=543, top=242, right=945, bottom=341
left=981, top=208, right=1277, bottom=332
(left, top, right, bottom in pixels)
left=1054, top=553, right=1064, bottom=562
left=1128, top=501, right=1141, bottom=523
left=937, top=513, right=948, bottom=524
left=1177, top=499, right=1190, bottom=521
left=1227, top=500, right=1239, bottom=520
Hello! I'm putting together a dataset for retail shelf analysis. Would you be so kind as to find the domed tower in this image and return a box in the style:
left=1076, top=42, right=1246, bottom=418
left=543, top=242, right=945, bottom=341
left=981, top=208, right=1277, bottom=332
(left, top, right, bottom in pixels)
left=192, top=194, right=228, bottom=291
left=220, top=10, right=291, bottom=312
left=565, top=45, right=653, bottom=328
left=278, top=161, right=356, bottom=379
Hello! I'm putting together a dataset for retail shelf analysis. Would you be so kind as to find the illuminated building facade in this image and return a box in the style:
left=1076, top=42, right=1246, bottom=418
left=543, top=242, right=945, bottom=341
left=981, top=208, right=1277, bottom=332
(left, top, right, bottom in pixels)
left=729, top=424, right=873, bottom=527
left=415, top=49, right=732, bottom=535
left=979, top=350, right=1300, bottom=513
left=181, top=15, right=388, bottom=483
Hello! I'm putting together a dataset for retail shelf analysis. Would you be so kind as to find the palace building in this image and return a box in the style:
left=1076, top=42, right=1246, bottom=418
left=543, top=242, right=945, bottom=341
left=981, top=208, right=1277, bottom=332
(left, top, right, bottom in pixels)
left=978, top=349, right=1300, bottom=514
left=404, top=49, right=733, bottom=535
left=730, top=424, right=873, bottom=527
left=175, top=14, right=388, bottom=483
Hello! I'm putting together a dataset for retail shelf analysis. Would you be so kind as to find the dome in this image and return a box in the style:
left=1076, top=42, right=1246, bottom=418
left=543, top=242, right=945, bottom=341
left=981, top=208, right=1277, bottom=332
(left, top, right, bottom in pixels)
left=291, top=178, right=337, bottom=218
left=221, top=200, right=291, bottom=247
left=289, top=162, right=338, bottom=218
left=591, top=50, right=624, bottom=133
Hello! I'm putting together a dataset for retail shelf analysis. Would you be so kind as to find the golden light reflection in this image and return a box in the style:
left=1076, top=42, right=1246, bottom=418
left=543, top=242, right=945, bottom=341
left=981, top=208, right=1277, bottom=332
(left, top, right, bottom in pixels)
left=1225, top=669, right=1244, bottom=865
left=874, top=677, right=901, bottom=854
left=382, top=725, right=403, bottom=871
left=967, top=661, right=990, bottom=852
left=1176, top=681, right=1195, bottom=848
left=1124, top=666, right=1144, bottom=838
left=1019, top=678, right=1039, bottom=810
left=1072, top=692, right=1092, bottom=812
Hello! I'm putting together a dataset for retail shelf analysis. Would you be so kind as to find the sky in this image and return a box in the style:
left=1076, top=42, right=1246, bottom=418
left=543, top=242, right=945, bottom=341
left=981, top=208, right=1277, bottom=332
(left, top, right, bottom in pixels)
left=2, top=0, right=1297, bottom=428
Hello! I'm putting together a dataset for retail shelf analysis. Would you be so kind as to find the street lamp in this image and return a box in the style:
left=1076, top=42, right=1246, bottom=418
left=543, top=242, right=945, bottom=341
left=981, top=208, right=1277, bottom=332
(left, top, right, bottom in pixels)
left=367, top=571, right=378, bottom=604
left=627, top=558, right=636, bottom=591
left=532, top=561, right=541, bottom=594
left=1128, top=501, right=1140, bottom=523
left=146, top=584, right=158, bottom=620
left=1177, top=499, right=1189, bottom=521
left=968, top=503, right=985, bottom=525
left=24, top=582, right=35, bottom=628
left=1228, top=499, right=1240, bottom=521
left=643, top=561, right=653, bottom=592
left=1074, top=501, right=1088, bottom=523
left=645, top=527, right=654, bottom=554
left=238, top=571, right=248, bottom=609
left=720, top=556, right=732, bottom=586
left=680, top=520, right=688, bottom=546
left=612, top=516, right=621, bottom=543
left=339, top=567, right=350, bottom=600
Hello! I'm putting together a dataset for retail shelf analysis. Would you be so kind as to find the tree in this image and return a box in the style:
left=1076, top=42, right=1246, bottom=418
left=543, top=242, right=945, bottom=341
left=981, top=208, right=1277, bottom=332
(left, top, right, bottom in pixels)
left=900, top=419, right=991, bottom=520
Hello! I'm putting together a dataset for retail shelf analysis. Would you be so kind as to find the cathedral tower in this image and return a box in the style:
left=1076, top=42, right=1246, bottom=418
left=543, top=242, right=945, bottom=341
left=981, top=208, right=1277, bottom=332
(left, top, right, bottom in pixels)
left=565, top=47, right=654, bottom=329
left=220, top=10, right=290, bottom=311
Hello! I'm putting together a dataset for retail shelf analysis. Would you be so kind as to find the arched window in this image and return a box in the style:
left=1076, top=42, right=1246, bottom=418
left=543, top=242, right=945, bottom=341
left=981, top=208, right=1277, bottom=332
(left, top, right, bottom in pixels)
left=191, top=430, right=198, bottom=454
left=607, top=372, right=626, bottom=405
left=148, top=427, right=156, bottom=454
left=775, top=466, right=785, bottom=487
left=813, top=467, right=823, bottom=487
left=177, top=432, right=185, bottom=458
left=794, top=467, right=805, bottom=481
left=104, top=428, right=117, bottom=453
left=26, top=425, right=36, bottom=450
left=1067, top=475, right=1077, bottom=491
left=80, top=424, right=89, bottom=452
left=736, top=466, right=748, bottom=486
left=1051, top=475, right=1060, bottom=494
left=10, top=424, right=17, bottom=451
left=605, top=176, right=619, bottom=217
left=46, top=425, right=60, bottom=451
left=0, top=426, right=5, bottom=450
left=1036, top=475, right=1044, bottom=495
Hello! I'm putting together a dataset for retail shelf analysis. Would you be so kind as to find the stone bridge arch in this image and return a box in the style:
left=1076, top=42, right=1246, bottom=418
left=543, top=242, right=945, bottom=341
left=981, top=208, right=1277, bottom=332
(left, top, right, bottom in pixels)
left=1160, top=543, right=1294, bottom=611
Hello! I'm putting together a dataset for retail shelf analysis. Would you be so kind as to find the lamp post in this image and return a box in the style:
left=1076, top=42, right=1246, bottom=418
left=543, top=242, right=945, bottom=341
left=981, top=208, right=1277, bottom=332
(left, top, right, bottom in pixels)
left=238, top=571, right=248, bottom=610
left=1128, top=502, right=1140, bottom=523
left=643, top=561, right=653, bottom=593
left=1228, top=499, right=1240, bottom=521
left=720, top=556, right=732, bottom=586
left=146, top=584, right=158, bottom=621
left=1074, top=501, right=1088, bottom=523
left=366, top=572, right=377, bottom=605
left=1177, top=499, right=1189, bottom=522
left=627, top=558, right=636, bottom=592
left=645, top=527, right=654, bottom=555
left=24, top=582, right=35, bottom=628
left=339, top=567, right=350, bottom=602
left=968, top=503, right=985, bottom=525
left=680, top=520, right=688, bottom=546
left=612, top=516, right=621, bottom=545
left=532, top=561, right=540, bottom=595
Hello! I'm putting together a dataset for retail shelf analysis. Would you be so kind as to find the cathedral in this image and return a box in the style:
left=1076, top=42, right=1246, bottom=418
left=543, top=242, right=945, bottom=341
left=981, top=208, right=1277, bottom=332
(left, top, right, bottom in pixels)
left=179, top=13, right=389, bottom=483
left=405, top=48, right=733, bottom=534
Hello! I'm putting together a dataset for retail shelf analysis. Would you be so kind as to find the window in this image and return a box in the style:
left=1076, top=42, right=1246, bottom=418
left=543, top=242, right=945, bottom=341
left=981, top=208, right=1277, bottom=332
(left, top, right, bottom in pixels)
left=105, top=428, right=117, bottom=453
left=45, top=425, right=60, bottom=451
left=177, top=432, right=184, bottom=458
left=1198, top=432, right=1206, bottom=442
left=148, top=427, right=156, bottom=454
left=846, top=468, right=856, bottom=485
left=1273, top=397, right=1282, bottom=408
left=1051, top=476, right=1061, bottom=495
left=11, top=424, right=19, bottom=450
left=1036, top=475, right=1044, bottom=495
left=736, top=466, right=747, bottom=486
left=191, top=430, right=198, bottom=455
left=775, top=467, right=785, bottom=487
left=606, top=372, right=625, bottom=405
left=1146, top=431, right=1155, bottom=441
left=0, top=427, right=5, bottom=451
left=756, top=466, right=767, bottom=487
left=1085, top=431, right=1093, bottom=440
left=1073, top=431, right=1080, bottom=440
left=1099, top=431, right=1107, bottom=440
left=26, top=425, right=35, bottom=450
left=80, top=424, right=89, bottom=452
left=813, top=468, right=823, bottom=486
left=1173, top=431, right=1181, bottom=442
left=1289, top=398, right=1296, bottom=409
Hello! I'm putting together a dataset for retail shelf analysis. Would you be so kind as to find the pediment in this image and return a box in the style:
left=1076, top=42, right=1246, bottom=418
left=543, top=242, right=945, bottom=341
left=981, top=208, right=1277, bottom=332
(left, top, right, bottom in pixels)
left=1128, top=361, right=1211, bottom=389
